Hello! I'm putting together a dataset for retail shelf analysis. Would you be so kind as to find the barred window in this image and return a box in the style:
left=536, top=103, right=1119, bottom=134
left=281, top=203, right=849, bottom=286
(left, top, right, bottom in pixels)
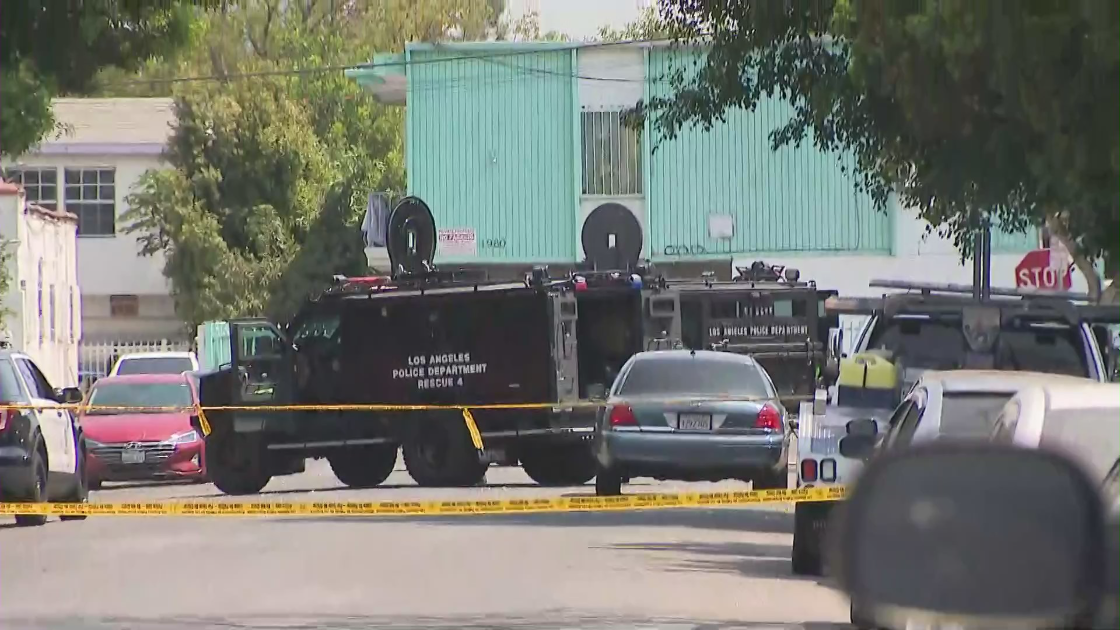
left=2, top=167, right=58, bottom=209
left=581, top=111, right=643, bottom=196
left=64, top=168, right=116, bottom=236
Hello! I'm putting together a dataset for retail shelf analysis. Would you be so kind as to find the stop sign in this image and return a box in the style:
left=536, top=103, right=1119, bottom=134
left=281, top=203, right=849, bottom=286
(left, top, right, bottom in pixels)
left=1015, top=249, right=1072, bottom=291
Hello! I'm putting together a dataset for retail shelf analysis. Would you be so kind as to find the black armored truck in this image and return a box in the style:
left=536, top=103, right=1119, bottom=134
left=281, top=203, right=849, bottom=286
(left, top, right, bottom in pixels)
left=673, top=261, right=838, bottom=412
left=194, top=197, right=684, bottom=494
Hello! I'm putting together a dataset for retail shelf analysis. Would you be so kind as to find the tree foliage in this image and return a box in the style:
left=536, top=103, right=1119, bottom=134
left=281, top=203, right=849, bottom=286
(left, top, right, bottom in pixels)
left=0, top=1, right=199, bottom=159
left=637, top=0, right=1119, bottom=300
left=116, top=0, right=504, bottom=331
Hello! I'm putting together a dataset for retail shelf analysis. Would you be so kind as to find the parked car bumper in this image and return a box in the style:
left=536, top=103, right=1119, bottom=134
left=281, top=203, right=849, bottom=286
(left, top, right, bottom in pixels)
left=596, top=428, right=788, bottom=473
left=87, top=441, right=206, bottom=483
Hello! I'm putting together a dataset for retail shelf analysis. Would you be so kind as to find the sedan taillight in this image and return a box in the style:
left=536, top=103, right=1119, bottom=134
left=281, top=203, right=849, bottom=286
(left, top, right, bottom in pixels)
left=608, top=404, right=637, bottom=426
left=755, top=404, right=783, bottom=431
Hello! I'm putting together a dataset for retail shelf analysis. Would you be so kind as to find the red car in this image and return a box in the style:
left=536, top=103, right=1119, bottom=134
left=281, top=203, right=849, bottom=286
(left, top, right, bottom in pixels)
left=81, top=373, right=207, bottom=488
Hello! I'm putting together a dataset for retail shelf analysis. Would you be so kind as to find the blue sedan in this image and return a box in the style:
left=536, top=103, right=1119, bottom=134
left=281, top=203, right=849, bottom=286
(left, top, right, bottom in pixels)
left=593, top=349, right=791, bottom=496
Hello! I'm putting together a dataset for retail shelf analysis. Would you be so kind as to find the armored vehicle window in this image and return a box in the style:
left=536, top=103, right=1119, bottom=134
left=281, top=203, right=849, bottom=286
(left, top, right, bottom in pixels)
left=294, top=314, right=340, bottom=346
left=618, top=355, right=771, bottom=398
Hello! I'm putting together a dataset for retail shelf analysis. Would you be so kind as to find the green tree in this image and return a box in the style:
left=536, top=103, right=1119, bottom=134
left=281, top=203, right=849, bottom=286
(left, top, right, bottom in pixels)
left=0, top=1, right=200, bottom=159
left=595, top=4, right=672, bottom=42
left=118, top=0, right=501, bottom=330
left=636, top=0, right=1119, bottom=301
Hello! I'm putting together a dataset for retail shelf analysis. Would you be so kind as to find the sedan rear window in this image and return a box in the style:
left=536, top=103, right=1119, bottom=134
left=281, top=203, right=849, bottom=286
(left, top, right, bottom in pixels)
left=938, top=392, right=1015, bottom=439
left=618, top=357, right=771, bottom=398
left=115, top=357, right=194, bottom=375
left=87, top=382, right=194, bottom=415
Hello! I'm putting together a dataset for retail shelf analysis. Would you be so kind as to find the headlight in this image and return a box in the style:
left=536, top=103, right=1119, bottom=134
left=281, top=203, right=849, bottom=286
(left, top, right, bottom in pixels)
left=85, top=438, right=104, bottom=449
left=166, top=430, right=199, bottom=445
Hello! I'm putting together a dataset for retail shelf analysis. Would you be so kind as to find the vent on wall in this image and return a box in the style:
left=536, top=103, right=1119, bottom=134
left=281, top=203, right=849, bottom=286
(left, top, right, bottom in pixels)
left=580, top=202, right=643, bottom=271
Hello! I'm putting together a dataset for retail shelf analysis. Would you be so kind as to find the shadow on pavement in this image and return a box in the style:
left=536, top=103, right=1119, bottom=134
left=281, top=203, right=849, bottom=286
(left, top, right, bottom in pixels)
left=0, top=611, right=848, bottom=630
left=602, top=540, right=820, bottom=583
left=169, top=481, right=550, bottom=499
left=271, top=504, right=793, bottom=534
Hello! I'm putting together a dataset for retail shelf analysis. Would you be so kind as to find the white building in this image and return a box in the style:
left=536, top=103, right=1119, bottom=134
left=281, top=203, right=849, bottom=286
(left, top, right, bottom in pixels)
left=0, top=182, right=81, bottom=387
left=1, top=98, right=183, bottom=345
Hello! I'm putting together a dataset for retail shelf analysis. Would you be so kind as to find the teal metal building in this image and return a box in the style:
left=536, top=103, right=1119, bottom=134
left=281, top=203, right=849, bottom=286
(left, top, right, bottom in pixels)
left=347, top=42, right=1035, bottom=271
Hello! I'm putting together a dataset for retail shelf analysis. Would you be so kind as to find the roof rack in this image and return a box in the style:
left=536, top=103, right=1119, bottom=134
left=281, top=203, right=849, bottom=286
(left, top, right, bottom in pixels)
left=827, top=292, right=1119, bottom=326
left=868, top=279, right=1093, bottom=302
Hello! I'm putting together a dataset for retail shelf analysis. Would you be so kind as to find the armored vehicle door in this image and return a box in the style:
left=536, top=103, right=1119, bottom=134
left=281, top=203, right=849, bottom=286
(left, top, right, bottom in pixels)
left=643, top=291, right=681, bottom=351
left=197, top=318, right=294, bottom=435
left=549, top=293, right=580, bottom=402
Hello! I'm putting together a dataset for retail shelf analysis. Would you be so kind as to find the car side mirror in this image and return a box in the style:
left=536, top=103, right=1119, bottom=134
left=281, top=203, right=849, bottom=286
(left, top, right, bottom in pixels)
left=830, top=443, right=1108, bottom=629
left=57, top=387, right=84, bottom=404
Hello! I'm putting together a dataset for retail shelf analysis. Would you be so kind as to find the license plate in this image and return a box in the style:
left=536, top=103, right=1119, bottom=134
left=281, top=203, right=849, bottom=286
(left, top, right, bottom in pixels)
left=121, top=449, right=145, bottom=464
left=678, top=413, right=712, bottom=431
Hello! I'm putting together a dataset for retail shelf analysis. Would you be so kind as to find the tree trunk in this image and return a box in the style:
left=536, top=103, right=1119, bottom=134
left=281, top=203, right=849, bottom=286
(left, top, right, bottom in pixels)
left=1044, top=214, right=1112, bottom=303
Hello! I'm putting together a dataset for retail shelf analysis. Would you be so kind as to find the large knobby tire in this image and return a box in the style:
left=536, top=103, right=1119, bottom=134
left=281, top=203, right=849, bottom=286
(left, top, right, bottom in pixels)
left=594, top=466, right=623, bottom=496
left=15, top=445, right=49, bottom=527
left=520, top=443, right=597, bottom=487
left=206, top=432, right=272, bottom=496
left=403, top=421, right=487, bottom=488
left=60, top=446, right=89, bottom=522
left=329, top=444, right=398, bottom=488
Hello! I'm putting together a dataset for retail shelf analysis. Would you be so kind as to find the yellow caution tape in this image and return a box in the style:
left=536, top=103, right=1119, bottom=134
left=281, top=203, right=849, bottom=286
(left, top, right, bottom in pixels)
left=0, top=486, right=845, bottom=517
left=195, top=403, right=213, bottom=437
left=0, top=392, right=816, bottom=414
left=461, top=408, right=484, bottom=451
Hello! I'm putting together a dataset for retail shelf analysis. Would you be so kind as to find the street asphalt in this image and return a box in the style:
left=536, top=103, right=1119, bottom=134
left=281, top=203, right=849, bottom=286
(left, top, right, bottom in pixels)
left=0, top=450, right=850, bottom=630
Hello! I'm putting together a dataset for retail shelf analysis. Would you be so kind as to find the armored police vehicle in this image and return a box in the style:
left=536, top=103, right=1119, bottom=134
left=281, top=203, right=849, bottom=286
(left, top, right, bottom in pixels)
left=791, top=279, right=1120, bottom=576
left=672, top=261, right=838, bottom=412
left=194, top=197, right=681, bottom=494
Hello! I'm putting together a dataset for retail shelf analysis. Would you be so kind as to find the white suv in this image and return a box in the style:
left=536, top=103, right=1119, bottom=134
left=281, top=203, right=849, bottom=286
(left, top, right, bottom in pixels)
left=109, top=351, right=199, bottom=376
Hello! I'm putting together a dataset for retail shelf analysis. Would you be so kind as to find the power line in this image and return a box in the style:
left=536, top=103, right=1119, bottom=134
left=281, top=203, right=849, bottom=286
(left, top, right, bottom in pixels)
left=100, top=36, right=686, bottom=89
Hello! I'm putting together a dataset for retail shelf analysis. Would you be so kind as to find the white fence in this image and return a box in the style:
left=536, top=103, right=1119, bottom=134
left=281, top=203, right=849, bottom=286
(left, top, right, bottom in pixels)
left=78, top=339, right=193, bottom=387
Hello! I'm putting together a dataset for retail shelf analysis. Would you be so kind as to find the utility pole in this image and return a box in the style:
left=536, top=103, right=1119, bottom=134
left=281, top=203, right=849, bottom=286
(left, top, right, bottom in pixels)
left=971, top=219, right=992, bottom=300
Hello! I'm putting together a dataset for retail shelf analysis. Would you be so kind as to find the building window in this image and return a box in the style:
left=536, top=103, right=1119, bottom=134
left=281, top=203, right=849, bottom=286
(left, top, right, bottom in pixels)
left=2, top=167, right=58, bottom=209
left=64, top=168, right=116, bottom=236
left=37, top=259, right=44, bottom=344
left=581, top=111, right=643, bottom=196
left=49, top=285, right=56, bottom=342
left=110, top=294, right=139, bottom=318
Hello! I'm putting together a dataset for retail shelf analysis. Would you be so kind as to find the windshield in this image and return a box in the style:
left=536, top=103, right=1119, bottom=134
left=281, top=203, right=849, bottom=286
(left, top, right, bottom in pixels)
left=1039, top=407, right=1120, bottom=479
left=867, top=319, right=1090, bottom=377
left=618, top=356, right=771, bottom=398
left=115, top=356, right=195, bottom=375
left=938, top=392, right=1015, bottom=439
left=87, top=382, right=194, bottom=415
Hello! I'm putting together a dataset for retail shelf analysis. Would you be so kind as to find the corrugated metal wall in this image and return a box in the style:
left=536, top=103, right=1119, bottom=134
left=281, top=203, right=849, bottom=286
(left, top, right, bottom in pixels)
left=644, top=49, right=1035, bottom=258
left=407, top=48, right=577, bottom=263
left=646, top=49, right=892, bottom=260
